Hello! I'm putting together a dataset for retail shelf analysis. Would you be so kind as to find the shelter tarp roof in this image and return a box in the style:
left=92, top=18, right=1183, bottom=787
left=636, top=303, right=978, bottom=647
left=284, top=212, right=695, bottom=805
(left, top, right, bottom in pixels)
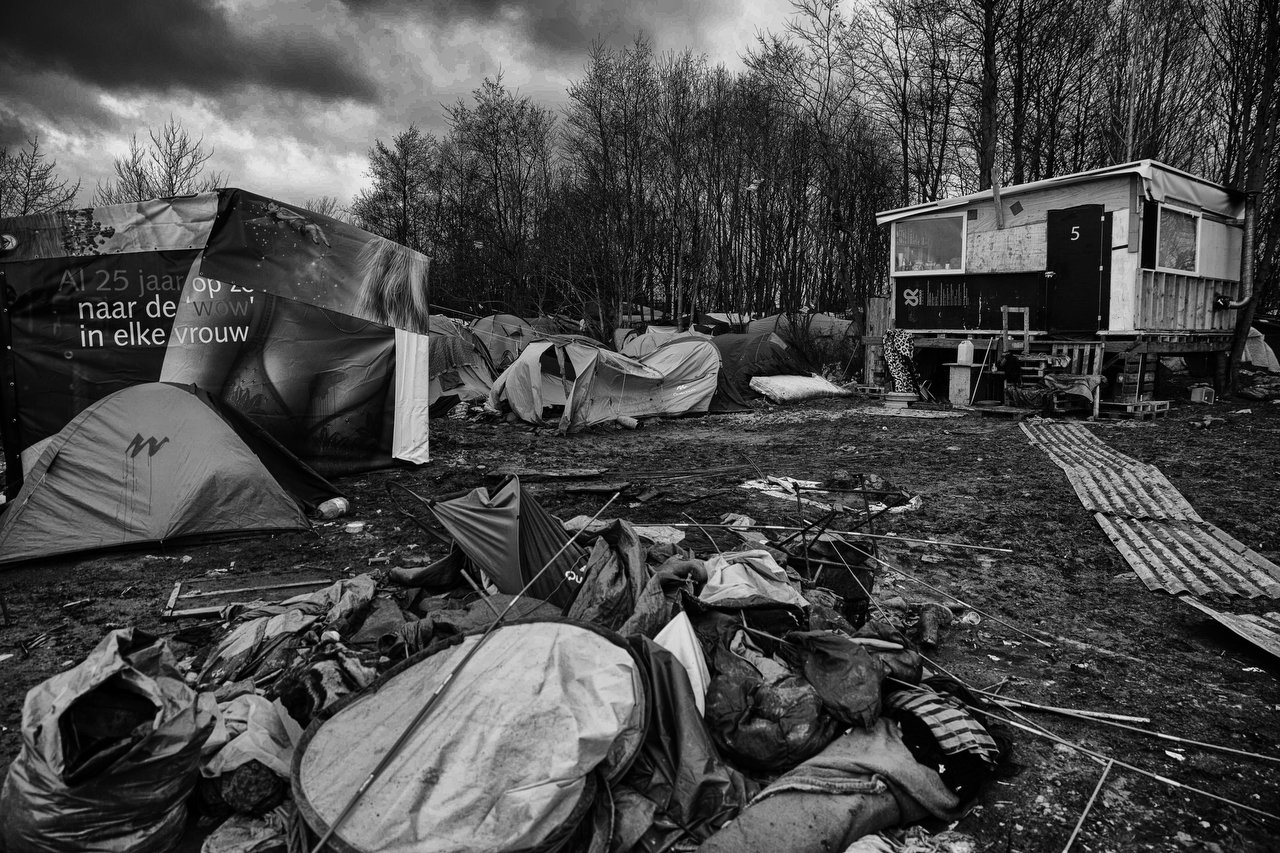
left=709, top=333, right=815, bottom=413
left=490, top=338, right=720, bottom=432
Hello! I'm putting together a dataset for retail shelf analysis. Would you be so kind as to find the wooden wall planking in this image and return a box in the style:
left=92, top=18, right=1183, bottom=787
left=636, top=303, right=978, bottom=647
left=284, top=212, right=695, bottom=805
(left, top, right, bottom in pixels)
left=1137, top=271, right=1240, bottom=330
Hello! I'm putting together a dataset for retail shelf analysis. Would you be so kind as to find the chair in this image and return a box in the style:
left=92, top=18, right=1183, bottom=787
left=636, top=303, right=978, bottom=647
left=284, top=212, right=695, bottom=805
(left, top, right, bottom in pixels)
left=1044, top=341, right=1106, bottom=418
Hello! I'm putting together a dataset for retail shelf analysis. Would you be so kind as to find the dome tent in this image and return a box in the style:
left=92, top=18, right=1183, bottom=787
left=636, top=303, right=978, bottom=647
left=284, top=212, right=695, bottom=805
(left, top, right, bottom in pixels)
left=0, top=382, right=338, bottom=566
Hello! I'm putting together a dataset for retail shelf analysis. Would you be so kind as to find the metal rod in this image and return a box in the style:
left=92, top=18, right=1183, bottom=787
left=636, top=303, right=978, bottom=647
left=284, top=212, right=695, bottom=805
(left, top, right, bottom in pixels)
left=665, top=523, right=1013, bottom=553
left=310, top=493, right=620, bottom=852
left=1061, top=760, right=1114, bottom=853
left=984, top=710, right=1280, bottom=823
left=975, top=688, right=1280, bottom=766
left=682, top=512, right=721, bottom=555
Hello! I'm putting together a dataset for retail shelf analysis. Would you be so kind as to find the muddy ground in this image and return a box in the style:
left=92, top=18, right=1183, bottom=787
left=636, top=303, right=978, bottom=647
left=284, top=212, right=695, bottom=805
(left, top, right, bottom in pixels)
left=1, top=375, right=1278, bottom=853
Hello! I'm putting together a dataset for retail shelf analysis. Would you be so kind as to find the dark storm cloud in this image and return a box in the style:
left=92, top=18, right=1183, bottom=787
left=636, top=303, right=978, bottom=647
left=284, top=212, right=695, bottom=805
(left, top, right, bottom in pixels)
left=341, top=0, right=737, bottom=57
left=0, top=1, right=379, bottom=103
left=0, top=110, right=39, bottom=149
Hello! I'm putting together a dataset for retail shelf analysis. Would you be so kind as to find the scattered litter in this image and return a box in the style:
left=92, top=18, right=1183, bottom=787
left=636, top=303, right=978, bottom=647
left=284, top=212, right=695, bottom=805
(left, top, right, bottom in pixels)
left=1165, top=750, right=1186, bottom=761
left=0, top=653, right=13, bottom=664
left=343, top=521, right=366, bottom=534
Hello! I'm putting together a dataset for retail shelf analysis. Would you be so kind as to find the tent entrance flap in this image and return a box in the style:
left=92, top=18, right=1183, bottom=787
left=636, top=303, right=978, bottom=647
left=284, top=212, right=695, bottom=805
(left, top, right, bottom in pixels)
left=428, top=475, right=586, bottom=608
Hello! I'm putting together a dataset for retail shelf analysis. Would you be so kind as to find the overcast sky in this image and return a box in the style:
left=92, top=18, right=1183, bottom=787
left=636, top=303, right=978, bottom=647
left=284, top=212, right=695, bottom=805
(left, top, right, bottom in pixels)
left=2, top=0, right=796, bottom=210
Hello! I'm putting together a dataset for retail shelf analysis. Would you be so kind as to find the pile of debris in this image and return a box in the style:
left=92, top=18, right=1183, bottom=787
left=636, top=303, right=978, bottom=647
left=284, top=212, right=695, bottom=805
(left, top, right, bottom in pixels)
left=0, top=478, right=1006, bottom=853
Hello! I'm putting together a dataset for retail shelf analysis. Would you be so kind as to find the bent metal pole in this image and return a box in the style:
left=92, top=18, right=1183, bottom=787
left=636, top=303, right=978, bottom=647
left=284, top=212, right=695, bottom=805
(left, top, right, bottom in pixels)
left=310, top=492, right=621, bottom=853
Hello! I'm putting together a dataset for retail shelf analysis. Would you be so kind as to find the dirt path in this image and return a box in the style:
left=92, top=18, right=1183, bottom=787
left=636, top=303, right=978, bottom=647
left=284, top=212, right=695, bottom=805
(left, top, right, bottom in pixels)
left=2, top=392, right=1278, bottom=852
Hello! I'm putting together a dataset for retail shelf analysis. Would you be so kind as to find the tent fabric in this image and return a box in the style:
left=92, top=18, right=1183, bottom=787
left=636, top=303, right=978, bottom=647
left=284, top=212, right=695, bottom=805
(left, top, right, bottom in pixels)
left=490, top=339, right=720, bottom=433
left=619, top=326, right=683, bottom=358
left=0, top=383, right=327, bottom=567
left=293, top=621, right=647, bottom=853
left=747, top=313, right=856, bottom=342
left=1244, top=326, right=1280, bottom=372
left=428, top=476, right=587, bottom=608
left=424, top=316, right=493, bottom=417
left=709, top=333, right=815, bottom=413
left=469, top=314, right=536, bottom=373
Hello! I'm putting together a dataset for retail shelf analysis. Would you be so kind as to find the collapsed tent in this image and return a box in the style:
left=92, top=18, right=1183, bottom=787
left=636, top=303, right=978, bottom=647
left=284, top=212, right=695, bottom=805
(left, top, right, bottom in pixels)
left=0, top=190, right=434, bottom=491
left=1244, top=326, right=1280, bottom=372
left=490, top=337, right=721, bottom=432
left=428, top=475, right=587, bottom=608
left=427, top=314, right=494, bottom=415
left=294, top=621, right=647, bottom=853
left=0, top=382, right=339, bottom=566
left=709, top=332, right=817, bottom=413
left=469, top=314, right=536, bottom=373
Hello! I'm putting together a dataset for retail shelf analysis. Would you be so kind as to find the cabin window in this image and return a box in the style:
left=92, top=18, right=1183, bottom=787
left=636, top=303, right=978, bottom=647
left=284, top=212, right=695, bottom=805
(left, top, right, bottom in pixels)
left=893, top=216, right=965, bottom=275
left=1156, top=205, right=1200, bottom=274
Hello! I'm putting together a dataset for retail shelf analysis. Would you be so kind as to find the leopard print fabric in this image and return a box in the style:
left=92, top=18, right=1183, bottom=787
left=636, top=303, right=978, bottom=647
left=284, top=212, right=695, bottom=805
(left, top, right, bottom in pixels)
left=883, top=328, right=920, bottom=394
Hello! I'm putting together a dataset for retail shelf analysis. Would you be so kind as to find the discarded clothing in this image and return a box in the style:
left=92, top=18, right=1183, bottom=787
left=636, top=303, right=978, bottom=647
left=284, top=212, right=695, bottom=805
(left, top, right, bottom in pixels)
left=785, top=630, right=886, bottom=728
left=700, top=550, right=809, bottom=611
left=618, top=555, right=703, bottom=639
left=203, top=695, right=302, bottom=780
left=695, top=719, right=963, bottom=853
left=273, top=641, right=377, bottom=726
left=705, top=672, right=840, bottom=773
left=883, top=683, right=1003, bottom=802
left=0, top=629, right=217, bottom=853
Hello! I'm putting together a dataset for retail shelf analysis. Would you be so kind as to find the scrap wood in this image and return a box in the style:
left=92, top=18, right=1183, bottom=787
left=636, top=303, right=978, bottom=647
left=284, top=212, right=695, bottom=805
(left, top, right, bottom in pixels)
left=668, top=522, right=1013, bottom=553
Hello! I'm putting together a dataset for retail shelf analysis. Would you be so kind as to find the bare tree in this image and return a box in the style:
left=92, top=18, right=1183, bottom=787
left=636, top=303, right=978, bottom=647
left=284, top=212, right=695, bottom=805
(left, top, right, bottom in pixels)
left=94, top=116, right=226, bottom=204
left=349, top=125, right=441, bottom=254
left=0, top=137, right=80, bottom=216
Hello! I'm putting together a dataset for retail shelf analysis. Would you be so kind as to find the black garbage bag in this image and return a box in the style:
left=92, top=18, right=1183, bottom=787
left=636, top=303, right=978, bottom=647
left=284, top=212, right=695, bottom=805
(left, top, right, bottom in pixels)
left=612, top=637, right=755, bottom=852
left=0, top=629, right=216, bottom=853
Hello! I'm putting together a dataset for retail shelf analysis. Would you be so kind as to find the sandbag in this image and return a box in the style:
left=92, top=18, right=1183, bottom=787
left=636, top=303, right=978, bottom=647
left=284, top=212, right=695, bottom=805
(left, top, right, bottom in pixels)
left=0, top=629, right=217, bottom=853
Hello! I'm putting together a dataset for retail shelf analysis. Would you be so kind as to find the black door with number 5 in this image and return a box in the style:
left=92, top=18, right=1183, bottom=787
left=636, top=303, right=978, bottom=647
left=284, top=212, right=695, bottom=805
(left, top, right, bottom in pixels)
left=1046, top=205, right=1110, bottom=333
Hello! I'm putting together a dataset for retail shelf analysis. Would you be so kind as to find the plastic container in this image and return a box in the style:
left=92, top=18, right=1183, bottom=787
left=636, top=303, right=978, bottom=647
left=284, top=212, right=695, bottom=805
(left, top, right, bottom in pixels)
left=957, top=340, right=974, bottom=365
left=1190, top=385, right=1215, bottom=404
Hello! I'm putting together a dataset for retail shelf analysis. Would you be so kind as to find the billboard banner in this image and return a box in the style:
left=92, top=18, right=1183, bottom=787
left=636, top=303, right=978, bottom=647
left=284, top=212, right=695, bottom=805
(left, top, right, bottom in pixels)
left=0, top=190, right=428, bottom=491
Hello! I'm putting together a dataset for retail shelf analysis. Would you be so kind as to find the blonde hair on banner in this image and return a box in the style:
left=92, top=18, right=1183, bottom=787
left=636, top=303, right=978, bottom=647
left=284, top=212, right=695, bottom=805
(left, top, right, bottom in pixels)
left=355, top=236, right=430, bottom=329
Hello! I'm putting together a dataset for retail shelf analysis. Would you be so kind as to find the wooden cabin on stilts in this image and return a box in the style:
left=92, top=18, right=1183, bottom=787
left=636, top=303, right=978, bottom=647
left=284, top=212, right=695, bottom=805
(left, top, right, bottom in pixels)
left=868, top=160, right=1245, bottom=417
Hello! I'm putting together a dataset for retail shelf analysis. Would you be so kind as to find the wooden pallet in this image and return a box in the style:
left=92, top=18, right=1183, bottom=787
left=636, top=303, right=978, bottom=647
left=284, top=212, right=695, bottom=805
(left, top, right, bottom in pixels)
left=1098, top=399, right=1171, bottom=420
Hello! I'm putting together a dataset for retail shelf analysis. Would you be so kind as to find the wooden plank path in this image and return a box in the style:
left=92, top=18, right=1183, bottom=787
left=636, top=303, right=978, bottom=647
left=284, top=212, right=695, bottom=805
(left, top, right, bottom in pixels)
left=1022, top=421, right=1280, bottom=598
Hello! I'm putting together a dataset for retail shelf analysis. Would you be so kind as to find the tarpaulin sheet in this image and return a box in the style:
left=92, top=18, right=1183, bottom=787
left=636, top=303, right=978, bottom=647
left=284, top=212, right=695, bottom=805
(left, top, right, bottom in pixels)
left=0, top=189, right=432, bottom=492
left=293, top=621, right=646, bottom=853
left=490, top=338, right=719, bottom=432
left=708, top=333, right=814, bottom=413
left=429, top=476, right=586, bottom=608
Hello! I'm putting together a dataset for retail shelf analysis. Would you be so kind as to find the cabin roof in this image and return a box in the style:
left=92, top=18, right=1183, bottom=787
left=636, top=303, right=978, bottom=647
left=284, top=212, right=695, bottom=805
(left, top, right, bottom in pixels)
left=875, top=160, right=1245, bottom=226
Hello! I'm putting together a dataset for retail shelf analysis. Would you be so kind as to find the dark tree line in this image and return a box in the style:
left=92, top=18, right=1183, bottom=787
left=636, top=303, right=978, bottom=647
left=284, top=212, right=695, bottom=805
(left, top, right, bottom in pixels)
left=3, top=0, right=1277, bottom=377
left=345, top=0, right=1279, bottom=350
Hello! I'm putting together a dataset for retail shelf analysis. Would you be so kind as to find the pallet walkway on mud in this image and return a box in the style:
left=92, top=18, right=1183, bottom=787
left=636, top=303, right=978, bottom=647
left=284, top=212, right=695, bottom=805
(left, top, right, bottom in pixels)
left=1022, top=421, right=1280, bottom=598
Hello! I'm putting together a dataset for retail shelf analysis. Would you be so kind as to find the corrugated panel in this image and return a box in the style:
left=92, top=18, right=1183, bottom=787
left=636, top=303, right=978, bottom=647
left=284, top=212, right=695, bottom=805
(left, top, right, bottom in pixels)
left=1181, top=597, right=1280, bottom=660
left=1022, top=420, right=1280, bottom=599
left=1021, top=422, right=1137, bottom=471
left=1062, top=464, right=1202, bottom=521
left=1094, top=514, right=1280, bottom=598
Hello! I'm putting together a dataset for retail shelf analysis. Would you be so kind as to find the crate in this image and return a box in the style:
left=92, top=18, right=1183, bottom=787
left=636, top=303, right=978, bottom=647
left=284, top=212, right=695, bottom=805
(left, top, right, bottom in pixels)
left=1098, top=399, right=1170, bottom=420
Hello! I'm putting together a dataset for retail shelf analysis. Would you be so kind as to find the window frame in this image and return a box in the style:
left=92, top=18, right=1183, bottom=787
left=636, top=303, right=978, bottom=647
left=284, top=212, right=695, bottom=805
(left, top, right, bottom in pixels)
left=891, top=213, right=967, bottom=277
left=1153, top=203, right=1201, bottom=276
